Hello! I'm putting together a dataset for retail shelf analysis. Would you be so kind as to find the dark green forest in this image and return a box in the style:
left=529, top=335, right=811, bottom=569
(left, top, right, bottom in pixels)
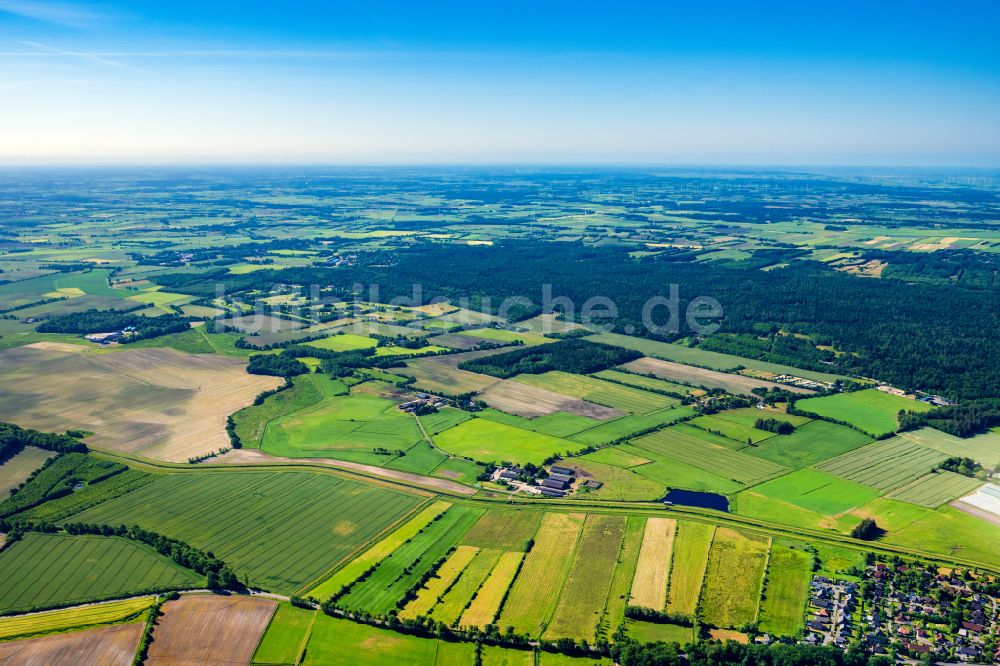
left=154, top=240, right=1000, bottom=400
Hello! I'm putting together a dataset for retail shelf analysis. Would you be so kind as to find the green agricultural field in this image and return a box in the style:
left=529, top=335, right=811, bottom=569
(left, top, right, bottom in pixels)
left=338, top=506, right=483, bottom=614
left=579, top=446, right=651, bottom=468
left=625, top=620, right=693, bottom=645
left=882, top=505, right=1000, bottom=568
left=566, top=406, right=695, bottom=447
left=710, top=408, right=812, bottom=429
left=0, top=533, right=199, bottom=613
left=624, top=444, right=745, bottom=495
left=514, top=371, right=677, bottom=414
left=68, top=471, right=423, bottom=594
left=310, top=501, right=450, bottom=600
left=418, top=407, right=473, bottom=435
left=816, top=437, right=948, bottom=492
left=497, top=512, right=585, bottom=636
left=699, top=528, right=770, bottom=629
left=758, top=543, right=812, bottom=637
left=462, top=510, right=542, bottom=551
left=432, top=417, right=573, bottom=465
left=300, top=613, right=598, bottom=666
left=591, top=369, right=697, bottom=396
left=475, top=409, right=601, bottom=439
left=252, top=602, right=316, bottom=665
left=305, top=333, right=378, bottom=352
left=632, top=426, right=788, bottom=487
left=544, top=514, right=626, bottom=641
left=744, top=420, right=873, bottom=469
left=261, top=388, right=424, bottom=464
left=886, top=471, right=983, bottom=508
left=430, top=548, right=504, bottom=625
left=742, top=468, right=880, bottom=516
left=428, top=457, right=485, bottom=485
left=795, top=389, right=933, bottom=437
left=897, top=427, right=1000, bottom=467
left=586, top=332, right=850, bottom=384
left=232, top=373, right=347, bottom=447
left=687, top=414, right=774, bottom=446
left=666, top=522, right=714, bottom=617
left=457, top=327, right=551, bottom=346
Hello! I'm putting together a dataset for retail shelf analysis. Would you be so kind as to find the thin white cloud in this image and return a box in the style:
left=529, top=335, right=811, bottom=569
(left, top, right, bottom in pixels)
left=21, top=40, right=146, bottom=72
left=0, top=0, right=106, bottom=28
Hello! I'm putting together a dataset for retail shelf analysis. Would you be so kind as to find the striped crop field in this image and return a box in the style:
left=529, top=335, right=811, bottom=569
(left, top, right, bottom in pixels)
left=816, top=438, right=949, bottom=492
left=628, top=518, right=677, bottom=611
left=399, top=545, right=480, bottom=620
left=309, top=500, right=450, bottom=599
left=699, top=528, right=770, bottom=629
left=632, top=427, right=788, bottom=486
left=544, top=514, right=627, bottom=641
left=460, top=551, right=525, bottom=629
left=497, top=512, right=586, bottom=636
left=666, top=522, right=715, bottom=617
left=338, top=506, right=483, bottom=614
left=602, top=516, right=646, bottom=640
left=430, top=548, right=504, bottom=625
left=0, top=596, right=155, bottom=641
left=0, top=534, right=198, bottom=613
left=67, top=470, right=424, bottom=595
left=887, top=471, right=984, bottom=508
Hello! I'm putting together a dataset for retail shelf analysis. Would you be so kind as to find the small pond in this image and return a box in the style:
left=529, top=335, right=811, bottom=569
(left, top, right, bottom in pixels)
left=660, top=489, right=729, bottom=512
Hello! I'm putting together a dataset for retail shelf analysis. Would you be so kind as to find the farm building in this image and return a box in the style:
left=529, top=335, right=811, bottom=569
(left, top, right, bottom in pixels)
left=539, top=478, right=569, bottom=491
left=548, top=473, right=573, bottom=484
left=539, top=488, right=566, bottom=497
left=549, top=465, right=574, bottom=476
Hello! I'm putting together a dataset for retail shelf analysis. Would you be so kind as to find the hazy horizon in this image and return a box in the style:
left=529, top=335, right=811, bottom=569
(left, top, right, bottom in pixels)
left=2, top=1, right=999, bottom=166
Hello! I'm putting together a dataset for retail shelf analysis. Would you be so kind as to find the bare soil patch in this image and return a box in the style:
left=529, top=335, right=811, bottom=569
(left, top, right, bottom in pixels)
left=0, top=621, right=143, bottom=665
left=480, top=380, right=624, bottom=420
left=0, top=346, right=279, bottom=462
left=146, top=594, right=276, bottom=666
left=623, top=357, right=813, bottom=396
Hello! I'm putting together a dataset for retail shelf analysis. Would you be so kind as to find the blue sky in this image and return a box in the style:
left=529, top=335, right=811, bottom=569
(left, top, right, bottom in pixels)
left=0, top=1, right=998, bottom=165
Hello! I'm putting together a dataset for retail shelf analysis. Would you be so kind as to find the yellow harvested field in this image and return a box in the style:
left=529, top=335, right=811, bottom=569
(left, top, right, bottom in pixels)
left=0, top=596, right=155, bottom=641
left=0, top=345, right=279, bottom=462
left=479, top=380, right=624, bottom=420
left=460, top=551, right=525, bottom=629
left=400, top=545, right=480, bottom=619
left=146, top=594, right=277, bottom=665
left=496, top=512, right=585, bottom=636
left=629, top=518, right=676, bottom=610
left=0, top=621, right=144, bottom=665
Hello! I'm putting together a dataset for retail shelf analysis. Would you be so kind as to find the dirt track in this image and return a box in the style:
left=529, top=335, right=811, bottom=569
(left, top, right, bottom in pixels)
left=212, top=448, right=477, bottom=496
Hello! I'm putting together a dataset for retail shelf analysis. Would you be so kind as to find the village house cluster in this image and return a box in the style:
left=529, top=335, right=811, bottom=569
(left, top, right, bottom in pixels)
left=804, top=561, right=999, bottom=663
